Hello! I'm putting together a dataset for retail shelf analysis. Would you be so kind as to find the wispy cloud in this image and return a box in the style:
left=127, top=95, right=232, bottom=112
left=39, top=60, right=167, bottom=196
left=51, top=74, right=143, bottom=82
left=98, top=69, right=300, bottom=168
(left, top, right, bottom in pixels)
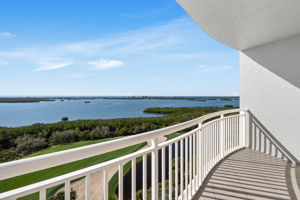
left=87, top=58, right=124, bottom=70
left=0, top=32, right=16, bottom=40
left=196, top=65, right=232, bottom=74
left=35, top=62, right=72, bottom=71
left=0, top=17, right=235, bottom=74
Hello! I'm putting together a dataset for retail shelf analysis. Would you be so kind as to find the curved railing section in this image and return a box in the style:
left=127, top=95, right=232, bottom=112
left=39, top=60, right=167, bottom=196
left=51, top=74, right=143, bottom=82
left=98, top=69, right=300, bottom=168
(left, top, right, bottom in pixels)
left=0, top=109, right=247, bottom=200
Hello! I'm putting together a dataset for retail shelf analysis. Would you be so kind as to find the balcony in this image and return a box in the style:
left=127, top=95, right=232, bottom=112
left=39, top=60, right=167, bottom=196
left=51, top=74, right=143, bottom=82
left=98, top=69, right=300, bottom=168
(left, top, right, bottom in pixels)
left=0, top=109, right=299, bottom=200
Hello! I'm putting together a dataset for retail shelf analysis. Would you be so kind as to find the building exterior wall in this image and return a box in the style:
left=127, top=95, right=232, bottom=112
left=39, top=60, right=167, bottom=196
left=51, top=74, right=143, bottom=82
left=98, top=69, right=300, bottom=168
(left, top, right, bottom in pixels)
left=241, top=34, right=300, bottom=160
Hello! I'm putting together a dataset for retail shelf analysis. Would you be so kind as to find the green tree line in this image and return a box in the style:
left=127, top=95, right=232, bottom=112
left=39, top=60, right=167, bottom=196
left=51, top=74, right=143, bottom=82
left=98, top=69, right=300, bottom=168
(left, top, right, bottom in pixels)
left=0, top=106, right=234, bottom=162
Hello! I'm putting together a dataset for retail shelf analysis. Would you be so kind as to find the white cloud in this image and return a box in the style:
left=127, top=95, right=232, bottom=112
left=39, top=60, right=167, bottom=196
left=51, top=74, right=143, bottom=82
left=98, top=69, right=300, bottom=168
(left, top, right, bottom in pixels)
left=0, top=17, right=236, bottom=75
left=0, top=32, right=16, bottom=39
left=197, top=65, right=232, bottom=74
left=0, top=17, right=205, bottom=64
left=87, top=58, right=124, bottom=70
left=35, top=62, right=71, bottom=71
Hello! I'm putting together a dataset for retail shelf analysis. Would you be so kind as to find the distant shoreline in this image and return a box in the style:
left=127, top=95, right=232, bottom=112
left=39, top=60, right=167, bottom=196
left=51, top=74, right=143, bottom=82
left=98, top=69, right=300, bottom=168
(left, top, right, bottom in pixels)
left=0, top=96, right=239, bottom=103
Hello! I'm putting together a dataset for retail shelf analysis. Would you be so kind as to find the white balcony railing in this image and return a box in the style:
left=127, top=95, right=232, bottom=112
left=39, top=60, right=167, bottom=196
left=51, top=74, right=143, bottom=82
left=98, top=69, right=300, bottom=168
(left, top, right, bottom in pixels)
left=0, top=109, right=250, bottom=200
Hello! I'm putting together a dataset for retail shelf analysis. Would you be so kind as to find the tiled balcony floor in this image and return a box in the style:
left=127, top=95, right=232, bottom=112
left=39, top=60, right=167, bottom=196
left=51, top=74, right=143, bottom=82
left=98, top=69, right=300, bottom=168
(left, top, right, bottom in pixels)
left=194, top=148, right=298, bottom=200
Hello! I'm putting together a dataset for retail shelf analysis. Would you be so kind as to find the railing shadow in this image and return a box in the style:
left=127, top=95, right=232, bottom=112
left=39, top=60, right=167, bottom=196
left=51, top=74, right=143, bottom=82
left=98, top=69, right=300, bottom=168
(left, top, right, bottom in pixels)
left=193, top=148, right=297, bottom=200
left=247, top=110, right=299, bottom=163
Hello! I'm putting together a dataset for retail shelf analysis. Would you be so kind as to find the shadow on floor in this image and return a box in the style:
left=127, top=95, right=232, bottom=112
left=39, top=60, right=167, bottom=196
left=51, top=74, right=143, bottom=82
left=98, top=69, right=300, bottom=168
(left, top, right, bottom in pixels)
left=193, top=148, right=297, bottom=200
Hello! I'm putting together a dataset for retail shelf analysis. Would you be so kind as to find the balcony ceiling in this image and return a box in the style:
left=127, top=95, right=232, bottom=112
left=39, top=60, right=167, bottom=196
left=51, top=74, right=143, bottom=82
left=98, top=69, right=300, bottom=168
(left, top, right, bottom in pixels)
left=177, top=0, right=300, bottom=50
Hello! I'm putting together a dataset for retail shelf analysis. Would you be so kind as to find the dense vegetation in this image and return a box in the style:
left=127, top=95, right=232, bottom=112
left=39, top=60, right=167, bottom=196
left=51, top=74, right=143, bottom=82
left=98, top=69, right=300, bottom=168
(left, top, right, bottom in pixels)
left=0, top=97, right=54, bottom=103
left=0, top=96, right=239, bottom=103
left=0, top=106, right=235, bottom=162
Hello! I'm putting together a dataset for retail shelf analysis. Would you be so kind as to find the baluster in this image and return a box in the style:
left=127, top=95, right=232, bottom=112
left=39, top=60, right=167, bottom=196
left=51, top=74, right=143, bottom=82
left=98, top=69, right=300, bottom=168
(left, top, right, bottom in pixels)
left=236, top=117, right=238, bottom=148
left=196, top=130, right=199, bottom=189
left=175, top=142, right=179, bottom=200
left=225, top=118, right=228, bottom=154
left=220, top=115, right=224, bottom=158
left=253, top=124, right=257, bottom=150
left=142, top=155, right=147, bottom=200
left=185, top=137, right=188, bottom=199
left=231, top=117, right=233, bottom=150
left=65, top=180, right=70, bottom=200
left=204, top=126, right=207, bottom=175
left=132, top=158, right=136, bottom=200
left=211, top=122, right=215, bottom=163
left=239, top=116, right=241, bottom=148
left=234, top=117, right=237, bottom=149
left=168, top=144, right=172, bottom=200
left=217, top=121, right=220, bottom=161
left=198, top=123, right=202, bottom=186
left=151, top=138, right=158, bottom=200
left=192, top=133, right=196, bottom=194
left=189, top=136, right=192, bottom=196
left=207, top=125, right=210, bottom=171
left=40, top=188, right=46, bottom=200
left=224, top=118, right=227, bottom=154
left=259, top=130, right=262, bottom=152
left=244, top=113, right=247, bottom=147
left=209, top=124, right=212, bottom=166
left=212, top=123, right=214, bottom=164
left=162, top=147, right=165, bottom=200
left=233, top=117, right=236, bottom=150
left=180, top=139, right=183, bottom=198
left=231, top=117, right=233, bottom=151
left=207, top=124, right=212, bottom=166
left=201, top=127, right=204, bottom=183
left=85, top=173, right=91, bottom=200
left=119, top=164, right=124, bottom=200
left=240, top=114, right=244, bottom=147
left=215, top=122, right=218, bottom=162
left=269, top=139, right=272, bottom=155
left=229, top=118, right=231, bottom=152
left=229, top=118, right=232, bottom=151
left=103, top=168, right=108, bottom=200
left=215, top=122, right=217, bottom=158
left=264, top=134, right=267, bottom=153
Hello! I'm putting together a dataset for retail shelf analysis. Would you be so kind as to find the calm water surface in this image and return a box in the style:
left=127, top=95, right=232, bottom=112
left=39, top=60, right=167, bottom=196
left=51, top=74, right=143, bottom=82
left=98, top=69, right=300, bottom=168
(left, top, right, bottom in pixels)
left=0, top=99, right=239, bottom=127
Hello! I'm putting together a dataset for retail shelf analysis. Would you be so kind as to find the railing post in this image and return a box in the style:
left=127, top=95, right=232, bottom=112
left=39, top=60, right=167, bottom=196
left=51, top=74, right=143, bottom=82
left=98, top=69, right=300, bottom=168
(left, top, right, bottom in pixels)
left=239, top=110, right=246, bottom=148
left=40, top=189, right=46, bottom=200
left=151, top=138, right=158, bottom=200
left=119, top=164, right=124, bottom=200
left=65, top=180, right=70, bottom=200
left=103, top=168, right=108, bottom=200
left=220, top=115, right=225, bottom=158
left=197, top=122, right=202, bottom=187
left=85, top=174, right=92, bottom=200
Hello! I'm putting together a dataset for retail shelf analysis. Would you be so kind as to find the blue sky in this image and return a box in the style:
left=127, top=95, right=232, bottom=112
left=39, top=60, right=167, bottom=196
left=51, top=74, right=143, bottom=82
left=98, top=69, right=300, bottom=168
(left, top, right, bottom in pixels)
left=0, top=0, right=239, bottom=96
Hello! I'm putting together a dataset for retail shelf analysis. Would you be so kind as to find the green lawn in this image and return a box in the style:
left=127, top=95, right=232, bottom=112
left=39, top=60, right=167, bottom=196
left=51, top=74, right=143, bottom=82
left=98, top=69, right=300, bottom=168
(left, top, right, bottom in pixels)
left=1, top=133, right=182, bottom=199
left=0, top=140, right=146, bottom=197
left=25, top=137, right=120, bottom=158
left=165, top=132, right=181, bottom=140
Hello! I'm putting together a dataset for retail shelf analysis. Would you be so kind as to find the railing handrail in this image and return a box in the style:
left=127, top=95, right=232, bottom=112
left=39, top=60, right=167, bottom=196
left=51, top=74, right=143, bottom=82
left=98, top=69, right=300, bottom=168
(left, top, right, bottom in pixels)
left=0, top=108, right=241, bottom=181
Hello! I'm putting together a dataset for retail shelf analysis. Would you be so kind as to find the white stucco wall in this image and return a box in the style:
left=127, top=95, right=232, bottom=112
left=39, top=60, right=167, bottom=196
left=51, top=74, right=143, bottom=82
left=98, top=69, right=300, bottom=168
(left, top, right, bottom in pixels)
left=241, top=34, right=300, bottom=160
